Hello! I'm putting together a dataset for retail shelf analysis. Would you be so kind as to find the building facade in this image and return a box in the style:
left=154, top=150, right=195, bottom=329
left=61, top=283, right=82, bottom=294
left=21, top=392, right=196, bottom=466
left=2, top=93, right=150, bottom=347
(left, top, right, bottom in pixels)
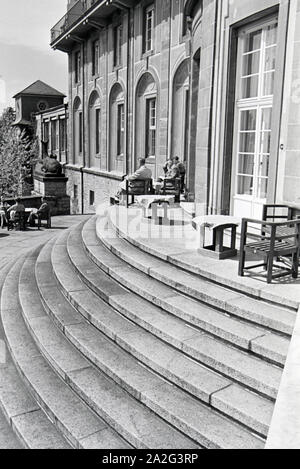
left=50, top=0, right=300, bottom=217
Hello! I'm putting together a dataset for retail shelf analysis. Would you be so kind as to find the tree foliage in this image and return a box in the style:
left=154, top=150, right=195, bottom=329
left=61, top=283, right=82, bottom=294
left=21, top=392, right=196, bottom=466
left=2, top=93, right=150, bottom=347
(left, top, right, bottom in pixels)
left=0, top=107, right=38, bottom=198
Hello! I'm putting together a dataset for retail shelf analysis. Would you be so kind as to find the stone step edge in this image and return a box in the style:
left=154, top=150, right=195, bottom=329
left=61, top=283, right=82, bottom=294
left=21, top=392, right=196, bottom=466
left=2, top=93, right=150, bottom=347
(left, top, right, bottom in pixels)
left=60, top=229, right=280, bottom=402
left=38, top=240, right=267, bottom=447
left=82, top=220, right=288, bottom=365
left=107, top=209, right=299, bottom=312
left=0, top=256, right=71, bottom=449
left=19, top=252, right=134, bottom=450
left=39, top=237, right=273, bottom=439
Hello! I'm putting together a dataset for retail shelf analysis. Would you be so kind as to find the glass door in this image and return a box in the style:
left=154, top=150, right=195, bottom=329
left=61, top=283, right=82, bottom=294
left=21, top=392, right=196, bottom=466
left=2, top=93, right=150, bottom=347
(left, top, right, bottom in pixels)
left=232, top=19, right=278, bottom=219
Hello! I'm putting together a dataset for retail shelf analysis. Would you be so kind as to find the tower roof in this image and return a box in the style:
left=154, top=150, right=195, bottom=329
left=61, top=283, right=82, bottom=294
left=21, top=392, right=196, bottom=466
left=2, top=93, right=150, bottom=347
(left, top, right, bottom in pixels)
left=13, top=80, right=66, bottom=99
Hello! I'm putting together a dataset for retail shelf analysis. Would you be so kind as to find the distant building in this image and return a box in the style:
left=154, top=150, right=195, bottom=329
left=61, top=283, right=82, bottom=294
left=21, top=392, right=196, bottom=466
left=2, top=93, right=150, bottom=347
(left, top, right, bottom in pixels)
left=13, top=80, right=66, bottom=138
left=49, top=0, right=300, bottom=217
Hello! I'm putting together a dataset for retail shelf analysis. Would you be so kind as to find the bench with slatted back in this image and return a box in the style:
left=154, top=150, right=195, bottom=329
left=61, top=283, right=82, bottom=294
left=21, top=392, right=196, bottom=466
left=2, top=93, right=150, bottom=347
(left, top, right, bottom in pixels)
left=239, top=217, right=300, bottom=284
left=125, top=179, right=153, bottom=208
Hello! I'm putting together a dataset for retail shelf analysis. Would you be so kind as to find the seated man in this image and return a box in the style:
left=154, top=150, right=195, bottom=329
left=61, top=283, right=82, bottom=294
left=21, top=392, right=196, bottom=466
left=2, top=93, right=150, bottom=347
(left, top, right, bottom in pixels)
left=7, top=198, right=25, bottom=221
left=115, top=158, right=152, bottom=203
left=28, top=198, right=50, bottom=227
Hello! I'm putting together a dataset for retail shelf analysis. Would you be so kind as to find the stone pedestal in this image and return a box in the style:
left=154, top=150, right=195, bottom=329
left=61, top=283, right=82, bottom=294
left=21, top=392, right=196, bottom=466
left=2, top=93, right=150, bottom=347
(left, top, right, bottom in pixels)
left=33, top=171, right=70, bottom=216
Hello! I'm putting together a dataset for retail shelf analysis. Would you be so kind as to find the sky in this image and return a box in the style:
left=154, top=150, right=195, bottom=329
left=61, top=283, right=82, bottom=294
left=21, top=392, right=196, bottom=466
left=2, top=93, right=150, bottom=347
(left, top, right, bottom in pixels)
left=0, top=0, right=68, bottom=113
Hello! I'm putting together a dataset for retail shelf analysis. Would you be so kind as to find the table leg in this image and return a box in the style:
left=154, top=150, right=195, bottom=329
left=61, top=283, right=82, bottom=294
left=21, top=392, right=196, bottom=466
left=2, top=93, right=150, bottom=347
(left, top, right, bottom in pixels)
left=214, top=228, right=224, bottom=253
left=152, top=203, right=158, bottom=223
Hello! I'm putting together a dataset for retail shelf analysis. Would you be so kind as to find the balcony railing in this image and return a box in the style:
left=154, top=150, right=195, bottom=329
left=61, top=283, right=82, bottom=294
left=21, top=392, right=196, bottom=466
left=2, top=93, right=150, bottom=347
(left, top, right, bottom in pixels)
left=51, top=0, right=98, bottom=44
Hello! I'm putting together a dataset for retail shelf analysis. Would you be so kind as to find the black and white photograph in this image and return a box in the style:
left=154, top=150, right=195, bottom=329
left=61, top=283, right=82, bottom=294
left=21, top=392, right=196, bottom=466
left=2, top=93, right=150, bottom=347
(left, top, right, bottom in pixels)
left=0, top=0, right=300, bottom=454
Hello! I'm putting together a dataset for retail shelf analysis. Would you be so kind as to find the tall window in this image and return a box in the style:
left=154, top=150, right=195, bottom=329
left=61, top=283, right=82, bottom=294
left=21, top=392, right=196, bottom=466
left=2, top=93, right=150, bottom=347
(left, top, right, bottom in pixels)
left=79, top=111, right=83, bottom=154
left=92, top=40, right=99, bottom=76
left=144, top=4, right=154, bottom=53
left=114, top=25, right=123, bottom=67
left=75, top=51, right=81, bottom=84
left=59, top=119, right=67, bottom=153
left=117, top=103, right=125, bottom=156
left=43, top=122, right=49, bottom=142
left=235, top=20, right=278, bottom=200
left=146, top=98, right=156, bottom=158
left=96, top=108, right=101, bottom=155
left=51, top=120, right=58, bottom=151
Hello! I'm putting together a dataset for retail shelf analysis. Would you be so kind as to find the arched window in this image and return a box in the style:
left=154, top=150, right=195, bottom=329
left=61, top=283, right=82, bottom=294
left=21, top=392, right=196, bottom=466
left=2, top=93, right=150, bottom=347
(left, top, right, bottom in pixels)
left=73, top=97, right=82, bottom=165
left=171, top=59, right=190, bottom=162
left=88, top=90, right=101, bottom=168
left=135, top=72, right=158, bottom=172
left=183, top=0, right=202, bottom=35
left=109, top=83, right=125, bottom=173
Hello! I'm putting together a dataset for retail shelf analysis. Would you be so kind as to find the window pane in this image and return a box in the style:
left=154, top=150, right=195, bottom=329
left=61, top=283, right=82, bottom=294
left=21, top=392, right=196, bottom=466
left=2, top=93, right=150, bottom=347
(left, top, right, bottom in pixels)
left=241, top=75, right=259, bottom=98
left=240, top=110, right=257, bottom=131
left=239, top=132, right=256, bottom=153
left=266, top=23, right=278, bottom=46
left=258, top=154, right=269, bottom=178
left=242, top=51, right=260, bottom=76
left=261, top=108, right=272, bottom=130
left=238, top=154, right=254, bottom=175
left=260, top=131, right=271, bottom=154
left=264, top=46, right=276, bottom=71
left=257, top=177, right=268, bottom=198
left=244, top=29, right=262, bottom=53
left=237, top=175, right=253, bottom=195
left=263, top=71, right=275, bottom=95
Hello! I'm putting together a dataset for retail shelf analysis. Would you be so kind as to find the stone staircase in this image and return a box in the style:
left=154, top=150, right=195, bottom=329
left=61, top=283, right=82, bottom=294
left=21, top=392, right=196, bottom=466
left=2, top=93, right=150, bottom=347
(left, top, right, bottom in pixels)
left=0, top=208, right=297, bottom=449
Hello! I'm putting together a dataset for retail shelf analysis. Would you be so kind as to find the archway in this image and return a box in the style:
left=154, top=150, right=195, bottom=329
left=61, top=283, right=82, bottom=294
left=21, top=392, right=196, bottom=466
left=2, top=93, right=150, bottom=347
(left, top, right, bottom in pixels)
left=109, top=83, right=125, bottom=173
left=73, top=97, right=82, bottom=164
left=88, top=90, right=101, bottom=168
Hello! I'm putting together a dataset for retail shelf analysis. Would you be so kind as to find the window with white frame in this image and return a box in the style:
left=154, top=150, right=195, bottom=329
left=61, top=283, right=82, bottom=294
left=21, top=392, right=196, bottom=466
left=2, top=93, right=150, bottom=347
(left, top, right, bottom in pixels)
left=92, top=40, right=99, bottom=76
left=144, top=4, right=154, bottom=53
left=114, top=24, right=123, bottom=67
left=75, top=50, right=81, bottom=84
left=117, top=103, right=125, bottom=156
left=146, top=97, right=156, bottom=158
left=51, top=120, right=58, bottom=152
left=235, top=19, right=278, bottom=200
left=95, top=108, right=101, bottom=155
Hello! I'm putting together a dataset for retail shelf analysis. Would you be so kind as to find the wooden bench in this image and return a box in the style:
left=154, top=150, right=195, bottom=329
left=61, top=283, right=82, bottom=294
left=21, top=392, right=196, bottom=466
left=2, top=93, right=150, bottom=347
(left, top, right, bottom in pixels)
left=7, top=212, right=26, bottom=231
left=161, top=178, right=181, bottom=203
left=125, top=179, right=153, bottom=208
left=37, top=211, right=51, bottom=230
left=239, top=217, right=300, bottom=284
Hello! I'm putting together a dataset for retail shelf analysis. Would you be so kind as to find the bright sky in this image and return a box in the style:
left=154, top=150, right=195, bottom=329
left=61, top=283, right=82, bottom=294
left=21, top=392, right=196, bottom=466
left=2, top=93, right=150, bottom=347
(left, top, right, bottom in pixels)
left=0, top=0, right=68, bottom=111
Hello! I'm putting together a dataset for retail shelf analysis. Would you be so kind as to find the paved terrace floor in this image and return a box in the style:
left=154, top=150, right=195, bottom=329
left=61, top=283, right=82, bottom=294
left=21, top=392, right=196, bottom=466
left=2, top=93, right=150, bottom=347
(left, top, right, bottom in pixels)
left=0, top=215, right=90, bottom=270
left=105, top=204, right=300, bottom=310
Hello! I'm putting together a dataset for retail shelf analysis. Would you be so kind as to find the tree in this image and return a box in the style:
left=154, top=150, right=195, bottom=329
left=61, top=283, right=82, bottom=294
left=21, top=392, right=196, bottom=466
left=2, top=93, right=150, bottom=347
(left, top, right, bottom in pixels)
left=0, top=107, right=38, bottom=198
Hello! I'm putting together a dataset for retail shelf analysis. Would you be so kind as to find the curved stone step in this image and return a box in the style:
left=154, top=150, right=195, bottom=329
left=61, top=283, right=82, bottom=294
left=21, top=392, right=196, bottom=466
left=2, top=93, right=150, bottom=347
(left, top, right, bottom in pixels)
left=27, top=248, right=203, bottom=449
left=0, top=258, right=71, bottom=449
left=52, top=224, right=278, bottom=434
left=67, top=223, right=283, bottom=399
left=36, top=240, right=267, bottom=446
left=108, top=205, right=300, bottom=311
left=2, top=252, right=132, bottom=449
left=85, top=217, right=290, bottom=366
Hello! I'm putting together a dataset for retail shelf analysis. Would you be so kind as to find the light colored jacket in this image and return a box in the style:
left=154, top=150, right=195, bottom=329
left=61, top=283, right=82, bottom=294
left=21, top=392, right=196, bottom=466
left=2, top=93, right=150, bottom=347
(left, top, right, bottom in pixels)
left=128, top=165, right=152, bottom=181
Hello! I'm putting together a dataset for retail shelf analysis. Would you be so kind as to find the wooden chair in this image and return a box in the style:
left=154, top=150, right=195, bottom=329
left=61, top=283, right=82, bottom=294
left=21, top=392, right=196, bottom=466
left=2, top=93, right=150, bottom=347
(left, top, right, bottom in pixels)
left=161, top=178, right=181, bottom=203
left=125, top=179, right=153, bottom=208
left=239, top=218, right=300, bottom=284
left=37, top=211, right=51, bottom=230
left=7, top=212, right=26, bottom=231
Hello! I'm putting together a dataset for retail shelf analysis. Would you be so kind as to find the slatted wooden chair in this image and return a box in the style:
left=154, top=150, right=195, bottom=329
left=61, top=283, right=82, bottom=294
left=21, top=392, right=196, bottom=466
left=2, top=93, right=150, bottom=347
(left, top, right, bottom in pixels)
left=161, top=178, right=181, bottom=203
left=239, top=218, right=300, bottom=284
left=37, top=211, right=52, bottom=230
left=125, top=179, right=153, bottom=208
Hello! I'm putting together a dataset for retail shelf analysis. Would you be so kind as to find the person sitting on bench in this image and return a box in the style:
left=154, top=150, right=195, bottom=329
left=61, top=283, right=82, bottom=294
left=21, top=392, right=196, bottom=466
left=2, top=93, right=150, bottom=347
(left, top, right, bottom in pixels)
left=28, top=198, right=50, bottom=227
left=0, top=197, right=9, bottom=228
left=7, top=198, right=25, bottom=221
left=115, top=158, right=152, bottom=203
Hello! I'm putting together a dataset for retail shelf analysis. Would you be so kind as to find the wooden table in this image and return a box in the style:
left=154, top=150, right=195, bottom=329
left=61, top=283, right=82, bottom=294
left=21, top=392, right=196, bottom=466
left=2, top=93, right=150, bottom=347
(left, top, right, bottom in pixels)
left=136, top=195, right=175, bottom=223
left=193, top=215, right=241, bottom=259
